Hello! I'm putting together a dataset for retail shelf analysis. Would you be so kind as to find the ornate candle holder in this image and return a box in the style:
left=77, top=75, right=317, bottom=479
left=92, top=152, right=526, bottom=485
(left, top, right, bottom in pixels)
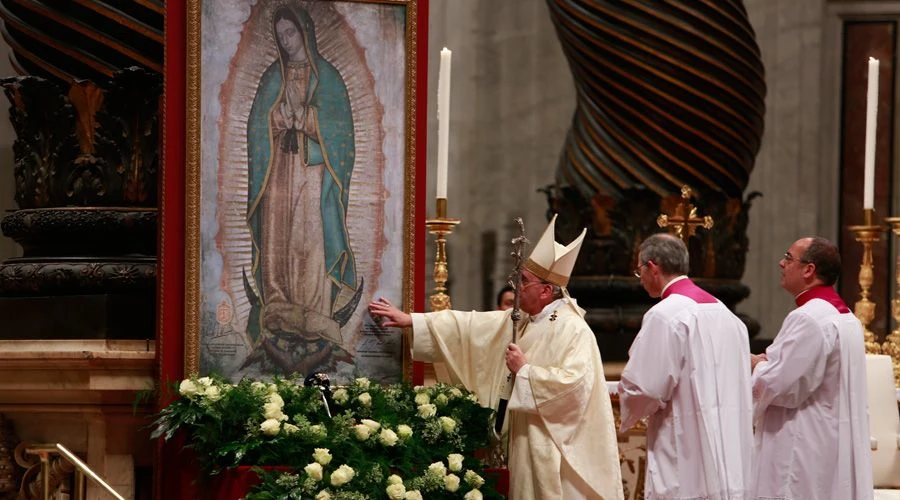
left=425, top=198, right=460, bottom=312
left=421, top=199, right=460, bottom=387
left=848, top=208, right=884, bottom=354
left=881, top=216, right=900, bottom=386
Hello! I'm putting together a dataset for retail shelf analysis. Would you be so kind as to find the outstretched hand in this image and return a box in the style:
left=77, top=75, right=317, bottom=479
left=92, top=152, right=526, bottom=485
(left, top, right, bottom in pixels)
left=367, top=297, right=412, bottom=328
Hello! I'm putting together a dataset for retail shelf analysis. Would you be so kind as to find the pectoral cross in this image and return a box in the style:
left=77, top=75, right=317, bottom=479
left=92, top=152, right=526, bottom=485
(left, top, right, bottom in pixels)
left=656, top=186, right=714, bottom=243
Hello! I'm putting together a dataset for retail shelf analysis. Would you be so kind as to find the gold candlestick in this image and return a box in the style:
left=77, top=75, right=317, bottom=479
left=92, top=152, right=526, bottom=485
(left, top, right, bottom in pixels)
left=848, top=208, right=884, bottom=353
left=881, top=216, right=900, bottom=386
left=425, top=198, right=460, bottom=311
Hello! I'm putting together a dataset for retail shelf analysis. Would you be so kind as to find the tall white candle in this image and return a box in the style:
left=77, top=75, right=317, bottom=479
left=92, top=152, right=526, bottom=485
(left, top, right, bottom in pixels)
left=864, top=56, right=879, bottom=210
left=436, top=47, right=452, bottom=200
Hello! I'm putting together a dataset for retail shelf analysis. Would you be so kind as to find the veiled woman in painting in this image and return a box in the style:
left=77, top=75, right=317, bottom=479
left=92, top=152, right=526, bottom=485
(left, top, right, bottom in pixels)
left=243, top=4, right=361, bottom=373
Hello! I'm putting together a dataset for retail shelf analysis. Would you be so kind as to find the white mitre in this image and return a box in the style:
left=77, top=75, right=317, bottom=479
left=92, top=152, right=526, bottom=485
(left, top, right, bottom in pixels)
left=522, top=213, right=586, bottom=288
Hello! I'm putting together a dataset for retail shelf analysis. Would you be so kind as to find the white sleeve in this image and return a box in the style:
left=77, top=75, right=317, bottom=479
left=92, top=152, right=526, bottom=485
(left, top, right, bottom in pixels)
left=506, top=364, right=538, bottom=414
left=410, top=313, right=436, bottom=362
left=618, top=310, right=684, bottom=432
left=752, top=311, right=828, bottom=420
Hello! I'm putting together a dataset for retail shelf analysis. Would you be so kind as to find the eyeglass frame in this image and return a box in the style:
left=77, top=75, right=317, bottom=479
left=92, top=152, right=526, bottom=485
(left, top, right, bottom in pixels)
left=781, top=252, right=811, bottom=265
left=633, top=260, right=652, bottom=278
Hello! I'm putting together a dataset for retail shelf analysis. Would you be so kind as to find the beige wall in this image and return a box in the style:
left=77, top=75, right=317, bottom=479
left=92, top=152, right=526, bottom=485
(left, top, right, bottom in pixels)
left=741, top=0, right=832, bottom=338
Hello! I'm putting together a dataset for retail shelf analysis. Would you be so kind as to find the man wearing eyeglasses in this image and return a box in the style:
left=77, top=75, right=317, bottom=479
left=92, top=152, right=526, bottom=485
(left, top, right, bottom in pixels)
left=750, top=237, right=872, bottom=499
left=368, top=215, right=623, bottom=500
left=618, top=233, right=753, bottom=500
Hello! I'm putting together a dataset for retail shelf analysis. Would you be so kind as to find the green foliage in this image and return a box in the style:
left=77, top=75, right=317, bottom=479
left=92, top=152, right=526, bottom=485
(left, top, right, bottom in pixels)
left=152, top=376, right=502, bottom=499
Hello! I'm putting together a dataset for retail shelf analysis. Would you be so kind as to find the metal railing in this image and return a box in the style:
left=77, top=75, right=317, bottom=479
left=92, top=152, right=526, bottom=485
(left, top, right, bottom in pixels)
left=25, top=443, right=124, bottom=500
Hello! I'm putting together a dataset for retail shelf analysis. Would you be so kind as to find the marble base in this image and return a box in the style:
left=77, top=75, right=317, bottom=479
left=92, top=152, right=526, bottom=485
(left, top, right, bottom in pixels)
left=0, top=340, right=156, bottom=499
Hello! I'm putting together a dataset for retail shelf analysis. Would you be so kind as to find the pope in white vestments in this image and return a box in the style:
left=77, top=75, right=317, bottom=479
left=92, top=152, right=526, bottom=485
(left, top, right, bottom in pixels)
left=369, top=215, right=623, bottom=500
left=619, top=234, right=753, bottom=500
left=751, top=237, right=872, bottom=500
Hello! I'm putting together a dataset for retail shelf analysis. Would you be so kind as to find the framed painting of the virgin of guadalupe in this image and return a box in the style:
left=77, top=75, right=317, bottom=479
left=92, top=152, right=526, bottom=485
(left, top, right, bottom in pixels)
left=179, top=0, right=426, bottom=384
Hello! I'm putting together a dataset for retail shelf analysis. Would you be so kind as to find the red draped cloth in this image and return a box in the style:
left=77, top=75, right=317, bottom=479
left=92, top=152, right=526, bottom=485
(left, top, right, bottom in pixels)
left=207, top=466, right=293, bottom=500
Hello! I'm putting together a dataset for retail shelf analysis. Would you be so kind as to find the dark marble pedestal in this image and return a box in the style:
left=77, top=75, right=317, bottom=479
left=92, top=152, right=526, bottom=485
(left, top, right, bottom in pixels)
left=0, top=208, right=156, bottom=340
left=0, top=293, right=154, bottom=340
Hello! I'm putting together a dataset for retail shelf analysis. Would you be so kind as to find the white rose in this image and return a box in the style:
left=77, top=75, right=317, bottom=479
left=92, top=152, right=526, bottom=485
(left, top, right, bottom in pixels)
left=355, top=377, right=370, bottom=389
left=435, top=393, right=449, bottom=406
left=449, top=387, right=463, bottom=398
left=283, top=423, right=299, bottom=435
left=309, top=424, right=327, bottom=439
left=260, top=418, right=281, bottom=436
left=357, top=392, right=372, bottom=407
left=439, top=416, right=457, bottom=433
left=417, top=404, right=437, bottom=418
left=267, top=383, right=278, bottom=394
left=315, top=491, right=331, bottom=500
left=197, top=377, right=213, bottom=387
left=467, top=393, right=479, bottom=403
left=312, top=448, right=332, bottom=465
left=332, top=388, right=349, bottom=404
left=386, top=483, right=406, bottom=499
left=263, top=402, right=287, bottom=421
left=387, top=474, right=403, bottom=485
left=443, top=474, right=460, bottom=492
left=379, top=428, right=399, bottom=447
left=178, top=379, right=199, bottom=396
left=427, top=462, right=446, bottom=477
left=304, top=462, right=324, bottom=481
left=447, top=454, right=464, bottom=472
left=266, top=393, right=284, bottom=407
left=464, top=489, right=483, bottom=500
left=464, top=470, right=485, bottom=488
left=353, top=424, right=372, bottom=441
left=251, top=381, right=267, bottom=392
left=360, top=419, right=381, bottom=431
left=413, top=385, right=426, bottom=393
left=396, top=424, right=413, bottom=439
left=404, top=491, right=423, bottom=500
left=203, top=385, right=221, bottom=401
left=330, top=464, right=355, bottom=487
left=414, top=392, right=430, bottom=405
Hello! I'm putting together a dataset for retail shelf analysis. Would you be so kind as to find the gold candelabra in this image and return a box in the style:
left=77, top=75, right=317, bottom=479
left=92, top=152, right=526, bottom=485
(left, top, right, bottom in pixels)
left=881, top=216, right=900, bottom=386
left=848, top=208, right=884, bottom=354
left=425, top=198, right=460, bottom=312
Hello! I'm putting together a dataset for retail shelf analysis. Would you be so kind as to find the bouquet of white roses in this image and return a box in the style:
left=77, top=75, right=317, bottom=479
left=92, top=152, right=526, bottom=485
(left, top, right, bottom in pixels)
left=152, top=375, right=503, bottom=499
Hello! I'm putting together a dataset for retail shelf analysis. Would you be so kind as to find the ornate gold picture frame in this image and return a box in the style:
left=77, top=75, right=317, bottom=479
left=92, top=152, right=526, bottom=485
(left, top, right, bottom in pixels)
left=181, top=0, right=425, bottom=383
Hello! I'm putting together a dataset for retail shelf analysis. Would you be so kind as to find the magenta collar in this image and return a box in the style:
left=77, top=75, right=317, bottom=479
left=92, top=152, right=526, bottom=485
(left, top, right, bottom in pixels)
left=661, top=278, right=717, bottom=304
left=794, top=285, right=850, bottom=313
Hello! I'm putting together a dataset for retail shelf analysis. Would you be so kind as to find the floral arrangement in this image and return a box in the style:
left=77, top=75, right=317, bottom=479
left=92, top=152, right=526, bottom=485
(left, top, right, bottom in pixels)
left=152, top=375, right=503, bottom=499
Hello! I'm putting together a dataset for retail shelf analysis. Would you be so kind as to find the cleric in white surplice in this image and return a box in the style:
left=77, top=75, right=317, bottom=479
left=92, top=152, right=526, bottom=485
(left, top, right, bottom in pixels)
left=618, top=233, right=754, bottom=500
left=750, top=237, right=872, bottom=499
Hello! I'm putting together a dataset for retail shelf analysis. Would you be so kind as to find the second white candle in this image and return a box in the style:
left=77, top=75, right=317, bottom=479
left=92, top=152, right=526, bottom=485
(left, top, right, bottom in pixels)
left=436, top=47, right=452, bottom=200
left=863, top=56, right=879, bottom=210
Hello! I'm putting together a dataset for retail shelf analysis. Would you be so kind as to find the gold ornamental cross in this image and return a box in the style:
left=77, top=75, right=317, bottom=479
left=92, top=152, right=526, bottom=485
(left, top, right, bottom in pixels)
left=656, top=186, right=714, bottom=243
